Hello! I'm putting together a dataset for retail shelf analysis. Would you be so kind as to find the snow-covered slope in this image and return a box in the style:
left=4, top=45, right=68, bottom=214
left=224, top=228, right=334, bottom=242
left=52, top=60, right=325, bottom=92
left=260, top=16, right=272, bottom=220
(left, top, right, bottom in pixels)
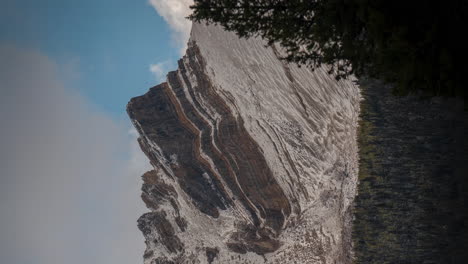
left=127, top=22, right=360, bottom=264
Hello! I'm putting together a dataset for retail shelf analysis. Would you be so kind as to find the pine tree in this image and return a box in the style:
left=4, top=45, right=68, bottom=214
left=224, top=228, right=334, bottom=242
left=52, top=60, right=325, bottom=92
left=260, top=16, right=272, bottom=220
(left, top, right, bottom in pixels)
left=189, top=0, right=466, bottom=97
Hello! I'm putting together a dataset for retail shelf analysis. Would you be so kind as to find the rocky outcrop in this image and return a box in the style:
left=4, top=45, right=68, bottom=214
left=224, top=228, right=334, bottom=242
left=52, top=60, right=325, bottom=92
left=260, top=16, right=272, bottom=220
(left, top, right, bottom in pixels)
left=128, top=22, right=360, bottom=263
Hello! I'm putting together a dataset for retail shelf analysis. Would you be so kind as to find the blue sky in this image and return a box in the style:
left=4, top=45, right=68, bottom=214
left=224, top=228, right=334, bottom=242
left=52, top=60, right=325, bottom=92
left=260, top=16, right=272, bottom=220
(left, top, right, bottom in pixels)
left=0, top=1, right=192, bottom=264
left=1, top=0, right=181, bottom=118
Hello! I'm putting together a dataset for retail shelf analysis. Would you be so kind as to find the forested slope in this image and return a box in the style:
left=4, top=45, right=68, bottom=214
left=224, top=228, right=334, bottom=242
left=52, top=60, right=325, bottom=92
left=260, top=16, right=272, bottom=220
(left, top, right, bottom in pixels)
left=353, top=80, right=467, bottom=263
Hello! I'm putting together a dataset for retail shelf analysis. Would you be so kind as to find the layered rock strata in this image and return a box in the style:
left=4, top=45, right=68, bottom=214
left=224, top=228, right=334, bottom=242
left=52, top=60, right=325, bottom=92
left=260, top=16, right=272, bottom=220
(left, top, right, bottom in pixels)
left=128, top=23, right=360, bottom=263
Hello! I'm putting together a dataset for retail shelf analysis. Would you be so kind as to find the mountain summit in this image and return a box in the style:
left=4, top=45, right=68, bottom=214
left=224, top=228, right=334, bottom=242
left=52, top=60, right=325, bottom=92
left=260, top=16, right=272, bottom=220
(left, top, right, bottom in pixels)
left=127, top=22, right=360, bottom=264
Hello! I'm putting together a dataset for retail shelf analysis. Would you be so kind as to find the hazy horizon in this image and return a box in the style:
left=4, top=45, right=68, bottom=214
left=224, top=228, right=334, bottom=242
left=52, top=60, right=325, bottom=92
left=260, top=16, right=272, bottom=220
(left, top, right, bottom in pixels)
left=0, top=1, right=193, bottom=263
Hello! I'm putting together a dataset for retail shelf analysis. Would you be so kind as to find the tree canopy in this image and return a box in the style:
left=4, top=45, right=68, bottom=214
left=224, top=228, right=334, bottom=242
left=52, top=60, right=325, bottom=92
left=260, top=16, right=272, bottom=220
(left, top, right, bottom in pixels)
left=189, top=0, right=466, bottom=97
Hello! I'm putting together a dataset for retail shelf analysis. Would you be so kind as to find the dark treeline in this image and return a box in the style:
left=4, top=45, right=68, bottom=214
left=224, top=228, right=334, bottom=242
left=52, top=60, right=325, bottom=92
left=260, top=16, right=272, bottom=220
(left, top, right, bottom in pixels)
left=354, top=81, right=467, bottom=263
left=189, top=0, right=467, bottom=97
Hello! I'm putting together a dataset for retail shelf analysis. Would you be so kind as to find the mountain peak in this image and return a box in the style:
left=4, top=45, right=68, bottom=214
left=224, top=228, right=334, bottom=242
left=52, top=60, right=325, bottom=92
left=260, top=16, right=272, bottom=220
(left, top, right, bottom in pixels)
left=128, top=22, right=360, bottom=263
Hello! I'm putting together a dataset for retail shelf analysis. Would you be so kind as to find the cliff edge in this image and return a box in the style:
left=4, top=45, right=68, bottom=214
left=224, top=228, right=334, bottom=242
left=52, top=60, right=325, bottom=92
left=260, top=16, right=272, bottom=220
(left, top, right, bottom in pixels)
left=127, top=23, right=360, bottom=264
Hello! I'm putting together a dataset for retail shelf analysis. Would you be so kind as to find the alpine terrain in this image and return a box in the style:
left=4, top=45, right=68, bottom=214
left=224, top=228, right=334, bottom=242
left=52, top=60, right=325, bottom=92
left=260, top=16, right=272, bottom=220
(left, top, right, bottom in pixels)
left=127, top=22, right=361, bottom=264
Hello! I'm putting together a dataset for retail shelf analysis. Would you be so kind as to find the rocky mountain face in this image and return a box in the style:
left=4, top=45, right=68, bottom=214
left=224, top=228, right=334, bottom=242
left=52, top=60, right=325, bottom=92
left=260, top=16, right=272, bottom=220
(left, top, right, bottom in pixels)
left=127, top=23, right=360, bottom=264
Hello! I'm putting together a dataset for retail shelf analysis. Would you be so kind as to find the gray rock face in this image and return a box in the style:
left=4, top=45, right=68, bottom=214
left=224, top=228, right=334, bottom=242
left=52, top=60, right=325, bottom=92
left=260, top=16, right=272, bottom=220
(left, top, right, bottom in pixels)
left=127, top=23, right=360, bottom=263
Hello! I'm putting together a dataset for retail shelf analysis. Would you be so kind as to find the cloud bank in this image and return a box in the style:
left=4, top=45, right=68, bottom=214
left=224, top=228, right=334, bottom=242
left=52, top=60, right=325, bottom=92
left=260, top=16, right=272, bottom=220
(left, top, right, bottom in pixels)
left=148, top=0, right=193, bottom=53
left=0, top=45, right=151, bottom=264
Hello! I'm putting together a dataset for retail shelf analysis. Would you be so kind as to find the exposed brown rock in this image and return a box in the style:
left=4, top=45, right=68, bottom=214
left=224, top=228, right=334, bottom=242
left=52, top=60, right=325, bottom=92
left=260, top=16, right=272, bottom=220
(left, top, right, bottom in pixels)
left=127, top=42, right=292, bottom=254
left=128, top=22, right=361, bottom=263
left=227, top=225, right=281, bottom=255
left=137, top=212, right=184, bottom=254
left=174, top=216, right=187, bottom=232
left=205, top=247, right=219, bottom=263
left=180, top=45, right=292, bottom=231
left=141, top=170, right=178, bottom=211
left=143, top=250, right=153, bottom=259
left=128, top=81, right=228, bottom=218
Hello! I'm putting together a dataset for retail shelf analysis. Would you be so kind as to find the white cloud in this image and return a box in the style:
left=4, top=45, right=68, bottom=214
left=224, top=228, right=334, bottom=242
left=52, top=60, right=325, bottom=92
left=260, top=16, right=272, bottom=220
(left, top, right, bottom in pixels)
left=149, top=61, right=171, bottom=82
left=148, top=0, right=193, bottom=54
left=148, top=0, right=193, bottom=83
left=0, top=44, right=151, bottom=264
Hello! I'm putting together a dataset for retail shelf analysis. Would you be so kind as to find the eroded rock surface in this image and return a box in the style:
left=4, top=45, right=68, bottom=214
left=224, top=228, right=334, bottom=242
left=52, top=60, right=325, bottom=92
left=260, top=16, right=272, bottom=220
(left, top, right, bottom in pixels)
left=128, top=23, right=360, bottom=263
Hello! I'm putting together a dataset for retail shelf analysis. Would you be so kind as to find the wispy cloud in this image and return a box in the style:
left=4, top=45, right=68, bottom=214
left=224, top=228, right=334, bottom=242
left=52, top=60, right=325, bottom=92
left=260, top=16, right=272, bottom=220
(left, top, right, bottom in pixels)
left=149, top=61, right=172, bottom=82
left=0, top=44, right=151, bottom=264
left=148, top=0, right=193, bottom=54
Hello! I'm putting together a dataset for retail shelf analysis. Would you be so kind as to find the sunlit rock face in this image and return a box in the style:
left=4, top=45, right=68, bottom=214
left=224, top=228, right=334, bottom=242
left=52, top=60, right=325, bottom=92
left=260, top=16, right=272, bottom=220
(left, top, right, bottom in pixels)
left=127, top=22, right=360, bottom=264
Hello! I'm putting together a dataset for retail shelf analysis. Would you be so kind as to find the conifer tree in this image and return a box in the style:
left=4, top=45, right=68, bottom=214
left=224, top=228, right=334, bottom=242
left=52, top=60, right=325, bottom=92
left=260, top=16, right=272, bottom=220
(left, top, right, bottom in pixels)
left=189, top=0, right=466, bottom=97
